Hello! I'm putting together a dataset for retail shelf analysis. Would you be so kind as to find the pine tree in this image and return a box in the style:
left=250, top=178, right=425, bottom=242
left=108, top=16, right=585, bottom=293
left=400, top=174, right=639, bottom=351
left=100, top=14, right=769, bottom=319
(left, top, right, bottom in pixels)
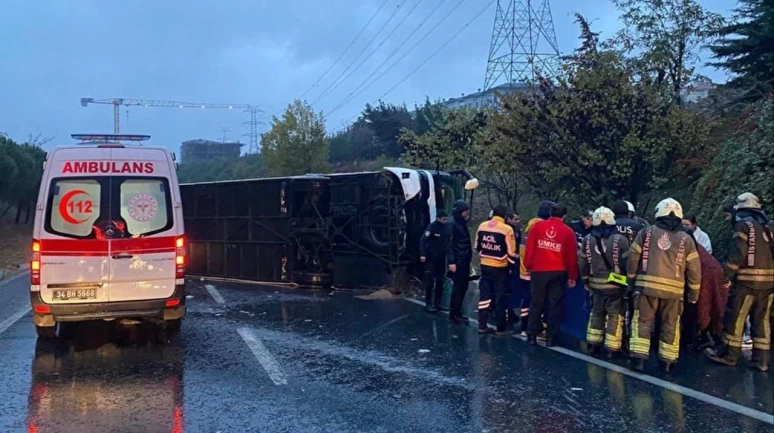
left=709, top=0, right=774, bottom=100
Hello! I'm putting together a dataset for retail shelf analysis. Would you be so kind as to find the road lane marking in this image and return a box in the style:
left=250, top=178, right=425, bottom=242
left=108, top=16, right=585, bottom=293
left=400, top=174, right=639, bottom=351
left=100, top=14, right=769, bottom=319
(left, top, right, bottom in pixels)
left=0, top=271, right=29, bottom=289
left=237, top=327, right=288, bottom=386
left=0, top=306, right=31, bottom=335
left=402, top=297, right=774, bottom=425
left=205, top=284, right=226, bottom=305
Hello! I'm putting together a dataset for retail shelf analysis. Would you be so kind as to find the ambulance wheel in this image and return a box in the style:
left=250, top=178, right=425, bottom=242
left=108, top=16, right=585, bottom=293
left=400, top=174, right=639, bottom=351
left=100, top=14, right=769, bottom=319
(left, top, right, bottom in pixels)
left=165, top=318, right=182, bottom=334
left=35, top=325, right=57, bottom=339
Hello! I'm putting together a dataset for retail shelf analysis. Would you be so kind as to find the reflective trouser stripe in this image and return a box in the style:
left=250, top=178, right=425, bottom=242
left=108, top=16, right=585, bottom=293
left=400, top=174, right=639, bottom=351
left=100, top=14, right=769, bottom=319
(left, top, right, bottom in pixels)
left=587, top=322, right=604, bottom=344
left=630, top=309, right=650, bottom=358
left=520, top=308, right=529, bottom=317
left=755, top=294, right=773, bottom=351
left=478, top=300, right=491, bottom=310
left=724, top=294, right=755, bottom=348
left=606, top=314, right=624, bottom=351
left=658, top=315, right=680, bottom=362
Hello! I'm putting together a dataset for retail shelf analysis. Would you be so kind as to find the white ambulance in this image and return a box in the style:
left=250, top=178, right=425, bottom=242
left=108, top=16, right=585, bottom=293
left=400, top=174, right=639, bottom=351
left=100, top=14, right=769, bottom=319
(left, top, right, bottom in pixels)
left=30, top=134, right=186, bottom=338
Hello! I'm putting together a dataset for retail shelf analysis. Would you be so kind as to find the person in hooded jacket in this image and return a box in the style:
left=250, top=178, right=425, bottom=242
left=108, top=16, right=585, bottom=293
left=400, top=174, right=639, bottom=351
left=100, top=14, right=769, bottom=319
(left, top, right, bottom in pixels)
left=627, top=198, right=701, bottom=373
left=579, top=207, right=630, bottom=358
left=613, top=200, right=645, bottom=244
left=446, top=200, right=473, bottom=323
left=706, top=193, right=774, bottom=372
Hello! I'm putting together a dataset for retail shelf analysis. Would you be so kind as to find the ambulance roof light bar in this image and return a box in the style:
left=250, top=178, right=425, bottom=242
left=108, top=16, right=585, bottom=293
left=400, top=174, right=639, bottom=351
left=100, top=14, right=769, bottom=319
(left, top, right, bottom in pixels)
left=71, top=134, right=150, bottom=146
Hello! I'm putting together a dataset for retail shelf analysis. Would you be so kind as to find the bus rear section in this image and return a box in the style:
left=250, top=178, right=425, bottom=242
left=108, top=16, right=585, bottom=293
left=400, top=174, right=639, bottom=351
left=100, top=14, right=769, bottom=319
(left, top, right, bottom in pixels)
left=31, top=144, right=186, bottom=338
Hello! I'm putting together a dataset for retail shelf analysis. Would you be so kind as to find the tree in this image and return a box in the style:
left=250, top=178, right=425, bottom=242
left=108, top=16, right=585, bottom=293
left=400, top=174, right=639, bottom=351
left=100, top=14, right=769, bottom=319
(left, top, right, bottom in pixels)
left=609, top=0, right=725, bottom=103
left=708, top=0, right=774, bottom=102
left=261, top=100, right=331, bottom=177
left=692, top=97, right=774, bottom=259
left=362, top=101, right=416, bottom=159
left=492, top=15, right=712, bottom=207
left=0, top=136, right=45, bottom=222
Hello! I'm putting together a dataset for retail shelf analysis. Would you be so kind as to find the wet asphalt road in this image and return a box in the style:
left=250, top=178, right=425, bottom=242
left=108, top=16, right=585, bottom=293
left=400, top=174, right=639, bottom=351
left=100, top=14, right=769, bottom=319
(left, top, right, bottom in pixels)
left=1, top=274, right=773, bottom=433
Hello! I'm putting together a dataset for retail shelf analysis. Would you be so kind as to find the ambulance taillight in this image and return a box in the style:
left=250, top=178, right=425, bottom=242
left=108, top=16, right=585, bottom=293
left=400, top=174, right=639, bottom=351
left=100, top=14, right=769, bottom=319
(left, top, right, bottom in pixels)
left=175, top=236, right=186, bottom=282
left=31, top=240, right=41, bottom=287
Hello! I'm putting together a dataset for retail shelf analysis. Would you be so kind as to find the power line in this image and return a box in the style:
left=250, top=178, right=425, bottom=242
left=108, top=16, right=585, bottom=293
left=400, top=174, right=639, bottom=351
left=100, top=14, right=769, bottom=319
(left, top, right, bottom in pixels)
left=378, top=0, right=496, bottom=99
left=296, top=0, right=392, bottom=102
left=316, top=0, right=430, bottom=107
left=310, top=0, right=410, bottom=106
left=327, top=0, right=469, bottom=115
left=326, top=0, right=448, bottom=113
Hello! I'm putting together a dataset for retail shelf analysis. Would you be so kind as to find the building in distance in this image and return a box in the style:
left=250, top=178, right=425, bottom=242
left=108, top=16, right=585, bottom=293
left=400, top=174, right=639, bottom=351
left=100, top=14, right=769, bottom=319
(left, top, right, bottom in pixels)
left=180, top=139, right=244, bottom=164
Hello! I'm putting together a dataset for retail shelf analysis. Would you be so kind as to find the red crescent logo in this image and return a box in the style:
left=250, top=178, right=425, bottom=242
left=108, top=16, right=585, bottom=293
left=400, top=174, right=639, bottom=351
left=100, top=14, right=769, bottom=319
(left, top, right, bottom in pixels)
left=59, top=189, right=89, bottom=224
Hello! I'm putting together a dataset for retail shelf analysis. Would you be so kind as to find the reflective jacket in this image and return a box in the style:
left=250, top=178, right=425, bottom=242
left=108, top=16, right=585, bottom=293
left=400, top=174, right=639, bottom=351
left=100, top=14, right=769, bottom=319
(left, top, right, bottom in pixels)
left=475, top=216, right=517, bottom=269
left=627, top=220, right=702, bottom=301
left=724, top=209, right=774, bottom=290
left=519, top=218, right=541, bottom=280
left=578, top=229, right=630, bottom=294
left=419, top=220, right=449, bottom=262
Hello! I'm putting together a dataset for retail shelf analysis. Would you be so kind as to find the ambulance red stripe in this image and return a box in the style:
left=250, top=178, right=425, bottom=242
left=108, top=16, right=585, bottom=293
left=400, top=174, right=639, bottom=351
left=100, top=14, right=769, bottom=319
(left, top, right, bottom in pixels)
left=39, top=236, right=177, bottom=256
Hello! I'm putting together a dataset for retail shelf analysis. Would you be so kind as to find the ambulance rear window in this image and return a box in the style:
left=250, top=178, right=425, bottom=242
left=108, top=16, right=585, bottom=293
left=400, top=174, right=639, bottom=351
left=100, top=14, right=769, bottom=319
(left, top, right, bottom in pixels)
left=45, top=176, right=173, bottom=239
left=46, top=179, right=103, bottom=238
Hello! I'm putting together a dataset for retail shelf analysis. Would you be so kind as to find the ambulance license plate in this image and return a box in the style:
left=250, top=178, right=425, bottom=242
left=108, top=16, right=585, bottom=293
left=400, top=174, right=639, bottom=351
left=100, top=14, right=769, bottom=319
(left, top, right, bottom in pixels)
left=53, top=289, right=97, bottom=300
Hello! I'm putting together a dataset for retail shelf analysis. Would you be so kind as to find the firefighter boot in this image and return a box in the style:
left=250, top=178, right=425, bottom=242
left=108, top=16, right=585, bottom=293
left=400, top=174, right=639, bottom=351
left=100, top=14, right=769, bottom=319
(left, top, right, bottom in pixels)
left=704, top=346, right=738, bottom=367
left=631, top=358, right=646, bottom=372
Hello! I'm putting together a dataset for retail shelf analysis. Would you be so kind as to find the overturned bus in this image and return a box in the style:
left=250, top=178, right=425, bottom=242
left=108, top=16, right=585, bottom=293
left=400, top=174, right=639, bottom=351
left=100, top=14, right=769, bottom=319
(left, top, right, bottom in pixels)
left=180, top=168, right=478, bottom=288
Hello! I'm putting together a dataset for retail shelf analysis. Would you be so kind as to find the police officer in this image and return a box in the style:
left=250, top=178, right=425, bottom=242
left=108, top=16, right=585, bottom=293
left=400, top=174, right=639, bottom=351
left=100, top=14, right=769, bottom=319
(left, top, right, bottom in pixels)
left=706, top=193, right=774, bottom=372
left=420, top=210, right=450, bottom=313
left=570, top=210, right=594, bottom=247
left=627, top=198, right=701, bottom=373
left=579, top=207, right=630, bottom=358
left=447, top=200, right=472, bottom=323
left=475, top=205, right=517, bottom=335
left=613, top=200, right=645, bottom=244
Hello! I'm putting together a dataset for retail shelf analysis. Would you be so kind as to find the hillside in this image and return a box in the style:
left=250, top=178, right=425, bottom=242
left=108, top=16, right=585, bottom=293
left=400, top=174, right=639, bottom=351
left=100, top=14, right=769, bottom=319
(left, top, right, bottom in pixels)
left=0, top=212, right=31, bottom=280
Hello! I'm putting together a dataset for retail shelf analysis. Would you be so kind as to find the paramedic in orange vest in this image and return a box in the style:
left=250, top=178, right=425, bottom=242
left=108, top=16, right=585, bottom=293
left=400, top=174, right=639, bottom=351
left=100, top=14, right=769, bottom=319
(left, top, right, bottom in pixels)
left=524, top=203, right=579, bottom=346
left=475, top=205, right=518, bottom=335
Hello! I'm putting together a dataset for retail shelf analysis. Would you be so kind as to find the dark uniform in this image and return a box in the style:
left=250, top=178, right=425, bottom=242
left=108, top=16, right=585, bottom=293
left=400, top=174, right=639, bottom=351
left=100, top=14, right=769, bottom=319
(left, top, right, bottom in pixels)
left=613, top=200, right=645, bottom=350
left=420, top=218, right=450, bottom=310
left=627, top=210, right=701, bottom=370
left=709, top=205, right=774, bottom=368
left=446, top=200, right=472, bottom=321
left=579, top=228, right=630, bottom=353
left=475, top=214, right=517, bottom=333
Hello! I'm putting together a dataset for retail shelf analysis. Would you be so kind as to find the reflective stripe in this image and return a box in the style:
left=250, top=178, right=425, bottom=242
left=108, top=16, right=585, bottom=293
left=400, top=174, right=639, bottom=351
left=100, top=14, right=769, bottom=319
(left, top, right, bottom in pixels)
left=658, top=316, right=680, bottom=362
left=686, top=251, right=699, bottom=262
left=637, top=275, right=684, bottom=289
left=478, top=301, right=491, bottom=310
left=726, top=263, right=740, bottom=270
left=737, top=275, right=774, bottom=282
left=629, top=309, right=650, bottom=357
left=734, top=231, right=748, bottom=241
left=738, top=268, right=774, bottom=275
left=605, top=314, right=624, bottom=351
left=725, top=295, right=755, bottom=348
left=688, top=283, right=700, bottom=291
left=631, top=243, right=642, bottom=254
left=635, top=280, right=684, bottom=295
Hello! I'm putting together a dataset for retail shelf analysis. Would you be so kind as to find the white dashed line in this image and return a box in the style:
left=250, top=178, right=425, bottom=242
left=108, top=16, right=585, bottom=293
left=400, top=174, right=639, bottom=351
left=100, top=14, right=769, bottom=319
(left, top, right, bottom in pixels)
left=0, top=306, right=30, bottom=335
left=237, top=327, right=288, bottom=386
left=204, top=284, right=226, bottom=305
left=402, top=297, right=774, bottom=425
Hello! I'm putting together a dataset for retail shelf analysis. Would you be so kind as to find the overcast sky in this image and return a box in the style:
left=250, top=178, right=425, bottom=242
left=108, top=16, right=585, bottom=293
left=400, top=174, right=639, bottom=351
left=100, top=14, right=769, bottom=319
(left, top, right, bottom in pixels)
left=2, top=0, right=734, bottom=154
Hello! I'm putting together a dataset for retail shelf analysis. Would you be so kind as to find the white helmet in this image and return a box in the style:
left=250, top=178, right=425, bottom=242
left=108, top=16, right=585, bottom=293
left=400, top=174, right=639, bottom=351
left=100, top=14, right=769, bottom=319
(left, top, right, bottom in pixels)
left=655, top=198, right=683, bottom=219
left=734, top=192, right=761, bottom=210
left=624, top=200, right=635, bottom=213
left=592, top=206, right=616, bottom=226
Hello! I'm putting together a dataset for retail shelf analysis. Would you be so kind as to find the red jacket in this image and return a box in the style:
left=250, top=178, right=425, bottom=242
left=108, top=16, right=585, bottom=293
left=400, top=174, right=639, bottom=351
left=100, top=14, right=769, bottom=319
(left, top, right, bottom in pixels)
left=524, top=217, right=578, bottom=281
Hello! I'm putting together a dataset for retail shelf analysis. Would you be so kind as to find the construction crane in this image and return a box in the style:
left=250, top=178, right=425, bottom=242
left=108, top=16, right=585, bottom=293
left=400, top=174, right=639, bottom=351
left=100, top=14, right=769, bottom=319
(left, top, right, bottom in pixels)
left=80, top=97, right=262, bottom=153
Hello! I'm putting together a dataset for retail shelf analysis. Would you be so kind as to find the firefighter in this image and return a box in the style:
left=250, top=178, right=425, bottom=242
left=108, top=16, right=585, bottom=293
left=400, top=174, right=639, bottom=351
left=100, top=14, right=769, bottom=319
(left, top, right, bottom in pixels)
left=419, top=210, right=450, bottom=313
left=475, top=205, right=517, bottom=335
left=579, top=207, right=630, bottom=358
left=447, top=200, right=472, bottom=323
left=627, top=198, right=701, bottom=373
left=705, top=193, right=774, bottom=372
